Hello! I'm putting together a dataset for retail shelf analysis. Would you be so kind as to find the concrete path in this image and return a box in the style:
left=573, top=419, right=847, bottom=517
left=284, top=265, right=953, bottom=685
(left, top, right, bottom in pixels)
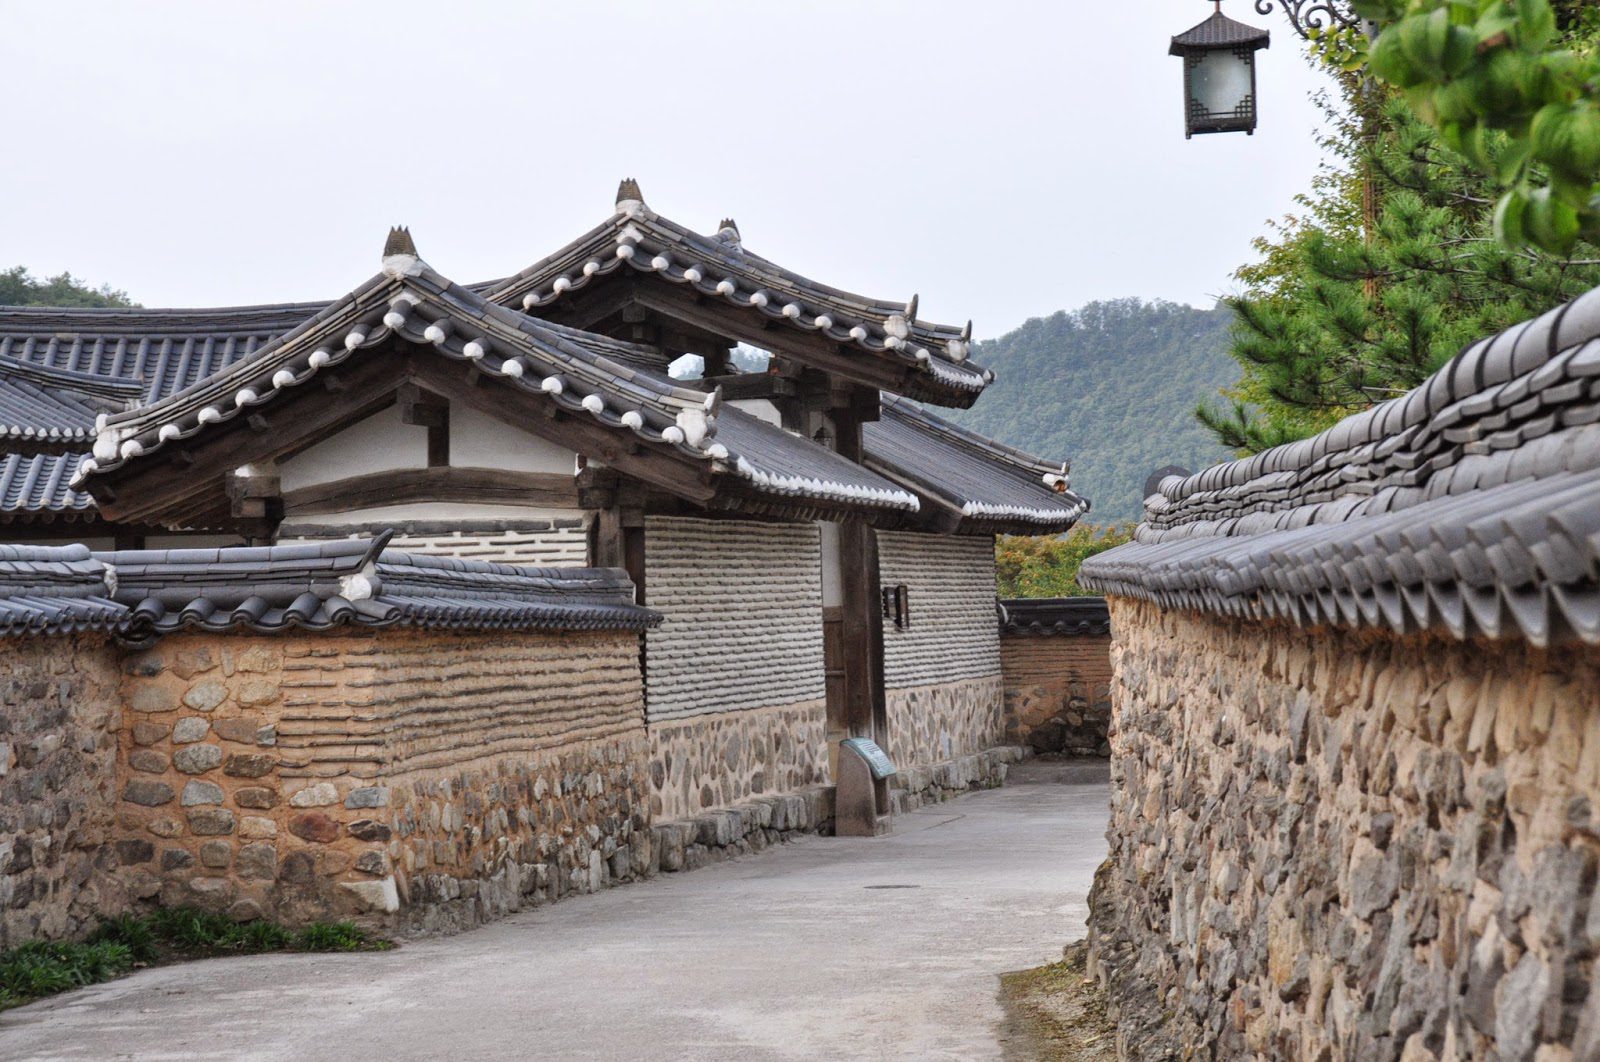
left=1, top=761, right=1109, bottom=1062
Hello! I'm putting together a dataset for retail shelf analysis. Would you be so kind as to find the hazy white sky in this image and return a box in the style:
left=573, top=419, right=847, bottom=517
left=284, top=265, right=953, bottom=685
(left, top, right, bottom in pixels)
left=0, top=0, right=1333, bottom=339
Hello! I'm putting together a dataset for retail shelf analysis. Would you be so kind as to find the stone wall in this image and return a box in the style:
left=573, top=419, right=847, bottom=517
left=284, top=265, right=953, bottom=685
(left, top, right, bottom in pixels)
left=643, top=516, right=825, bottom=721
left=1091, top=597, right=1600, bottom=1060
left=111, top=628, right=651, bottom=933
left=647, top=700, right=828, bottom=821
left=0, top=635, right=126, bottom=949
left=884, top=675, right=1005, bottom=772
left=877, top=531, right=1006, bottom=790
left=642, top=517, right=829, bottom=820
left=1000, top=633, right=1112, bottom=756
left=876, top=531, right=1001, bottom=690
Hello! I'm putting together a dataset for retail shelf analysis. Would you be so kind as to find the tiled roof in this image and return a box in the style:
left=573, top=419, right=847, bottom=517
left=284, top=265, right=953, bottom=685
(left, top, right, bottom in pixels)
left=0, top=542, right=124, bottom=635
left=0, top=534, right=658, bottom=638
left=101, top=535, right=658, bottom=638
left=0, top=302, right=325, bottom=403
left=80, top=246, right=920, bottom=519
left=1170, top=12, right=1270, bottom=52
left=0, top=291, right=674, bottom=416
left=716, top=410, right=921, bottom=512
left=1080, top=283, right=1600, bottom=647
left=1, top=206, right=1077, bottom=527
left=865, top=395, right=1087, bottom=533
left=0, top=452, right=96, bottom=522
left=482, top=182, right=991, bottom=406
left=0, top=356, right=142, bottom=451
left=999, top=597, right=1111, bottom=637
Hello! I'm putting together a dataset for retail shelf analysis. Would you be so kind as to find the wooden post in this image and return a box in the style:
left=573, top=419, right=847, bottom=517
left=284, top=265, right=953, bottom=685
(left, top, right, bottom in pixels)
left=830, top=392, right=890, bottom=834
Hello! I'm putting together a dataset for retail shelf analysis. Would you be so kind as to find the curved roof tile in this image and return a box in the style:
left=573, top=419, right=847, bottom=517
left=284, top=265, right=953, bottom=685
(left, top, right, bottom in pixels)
left=1081, top=283, right=1600, bottom=646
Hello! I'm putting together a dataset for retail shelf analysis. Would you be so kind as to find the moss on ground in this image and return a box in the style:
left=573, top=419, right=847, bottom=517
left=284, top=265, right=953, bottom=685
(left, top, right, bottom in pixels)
left=998, top=941, right=1117, bottom=1061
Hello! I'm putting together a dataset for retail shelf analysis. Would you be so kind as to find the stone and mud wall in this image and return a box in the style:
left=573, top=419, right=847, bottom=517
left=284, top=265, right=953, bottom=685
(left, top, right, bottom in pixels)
left=1090, top=597, right=1600, bottom=1060
left=0, top=636, right=127, bottom=949
left=877, top=533, right=1009, bottom=799
left=999, top=631, right=1112, bottom=756
left=643, top=517, right=830, bottom=820
left=111, top=628, right=651, bottom=934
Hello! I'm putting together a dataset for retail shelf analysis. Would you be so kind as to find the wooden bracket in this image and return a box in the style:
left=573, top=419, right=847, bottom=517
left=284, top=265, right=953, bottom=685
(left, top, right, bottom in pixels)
left=396, top=383, right=448, bottom=428
left=226, top=470, right=282, bottom=521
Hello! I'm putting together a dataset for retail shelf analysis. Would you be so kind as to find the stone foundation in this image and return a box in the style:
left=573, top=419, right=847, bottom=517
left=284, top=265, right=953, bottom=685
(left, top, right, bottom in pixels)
left=0, top=636, right=126, bottom=949
left=1091, top=598, right=1600, bottom=1060
left=1000, top=632, right=1112, bottom=756
left=385, top=733, right=648, bottom=935
left=884, top=674, right=1004, bottom=771
left=647, top=700, right=829, bottom=821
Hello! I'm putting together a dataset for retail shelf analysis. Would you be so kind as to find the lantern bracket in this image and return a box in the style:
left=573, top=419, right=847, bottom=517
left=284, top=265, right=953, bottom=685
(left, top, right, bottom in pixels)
left=1252, top=0, right=1359, bottom=40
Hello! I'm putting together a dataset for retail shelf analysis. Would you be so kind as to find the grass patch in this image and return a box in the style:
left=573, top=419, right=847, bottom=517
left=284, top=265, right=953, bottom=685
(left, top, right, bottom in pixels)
left=0, top=908, right=391, bottom=1010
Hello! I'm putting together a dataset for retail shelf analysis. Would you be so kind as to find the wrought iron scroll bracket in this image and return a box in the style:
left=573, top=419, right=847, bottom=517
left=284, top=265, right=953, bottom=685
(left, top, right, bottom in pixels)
left=1254, top=0, right=1360, bottom=39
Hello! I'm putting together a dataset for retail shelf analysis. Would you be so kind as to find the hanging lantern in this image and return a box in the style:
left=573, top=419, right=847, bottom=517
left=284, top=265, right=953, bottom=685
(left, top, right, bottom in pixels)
left=1170, top=2, right=1271, bottom=138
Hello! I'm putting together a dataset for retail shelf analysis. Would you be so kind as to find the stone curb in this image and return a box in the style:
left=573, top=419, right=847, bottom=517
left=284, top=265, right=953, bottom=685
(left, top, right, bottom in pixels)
left=890, top=745, right=1028, bottom=814
left=648, top=786, right=836, bottom=875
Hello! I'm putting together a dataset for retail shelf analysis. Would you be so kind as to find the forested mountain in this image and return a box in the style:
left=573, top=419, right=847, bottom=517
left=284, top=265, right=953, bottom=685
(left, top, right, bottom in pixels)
left=949, top=298, right=1238, bottom=523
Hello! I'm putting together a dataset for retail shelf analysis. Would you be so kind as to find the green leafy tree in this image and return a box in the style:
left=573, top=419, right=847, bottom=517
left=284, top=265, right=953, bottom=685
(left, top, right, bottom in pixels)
left=995, top=525, right=1135, bottom=599
left=0, top=267, right=135, bottom=308
left=1355, top=0, right=1600, bottom=255
left=1202, top=13, right=1600, bottom=454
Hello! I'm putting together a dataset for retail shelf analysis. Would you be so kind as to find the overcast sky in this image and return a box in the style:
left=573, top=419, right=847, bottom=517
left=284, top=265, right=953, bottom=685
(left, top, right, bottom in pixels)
left=0, top=1, right=1332, bottom=340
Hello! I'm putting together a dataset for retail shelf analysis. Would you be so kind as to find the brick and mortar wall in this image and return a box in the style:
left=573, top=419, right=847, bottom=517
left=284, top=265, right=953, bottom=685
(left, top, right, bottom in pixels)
left=877, top=532, right=1005, bottom=771
left=112, top=628, right=650, bottom=933
left=0, top=636, right=127, bottom=949
left=1091, top=597, right=1600, bottom=1060
left=1000, top=633, right=1112, bottom=755
left=644, top=517, right=829, bottom=820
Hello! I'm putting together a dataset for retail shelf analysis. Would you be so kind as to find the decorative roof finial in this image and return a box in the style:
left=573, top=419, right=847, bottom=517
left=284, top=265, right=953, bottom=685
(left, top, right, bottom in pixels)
left=383, top=225, right=417, bottom=258
left=616, top=178, right=645, bottom=213
left=381, top=226, right=423, bottom=278
left=961, top=320, right=973, bottom=342
left=905, top=294, right=919, bottom=322
left=716, top=218, right=741, bottom=245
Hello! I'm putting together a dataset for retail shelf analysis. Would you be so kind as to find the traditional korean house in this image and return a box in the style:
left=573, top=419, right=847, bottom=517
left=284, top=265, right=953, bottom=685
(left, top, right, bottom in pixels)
left=0, top=184, right=1087, bottom=827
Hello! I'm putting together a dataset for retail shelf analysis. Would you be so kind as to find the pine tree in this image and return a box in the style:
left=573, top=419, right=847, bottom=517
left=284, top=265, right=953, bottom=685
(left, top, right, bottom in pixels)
left=1202, top=23, right=1600, bottom=455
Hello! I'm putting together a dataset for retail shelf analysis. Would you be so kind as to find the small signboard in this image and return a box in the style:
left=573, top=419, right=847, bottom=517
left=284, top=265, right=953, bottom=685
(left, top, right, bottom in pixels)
left=841, top=737, right=897, bottom=780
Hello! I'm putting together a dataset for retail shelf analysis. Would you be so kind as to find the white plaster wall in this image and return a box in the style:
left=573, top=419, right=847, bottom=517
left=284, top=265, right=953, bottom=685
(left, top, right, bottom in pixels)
left=283, top=518, right=591, bottom=567
left=449, top=405, right=578, bottom=474
left=818, top=520, right=843, bottom=608
left=727, top=398, right=783, bottom=427
left=278, top=405, right=427, bottom=493
left=287, top=502, right=584, bottom=524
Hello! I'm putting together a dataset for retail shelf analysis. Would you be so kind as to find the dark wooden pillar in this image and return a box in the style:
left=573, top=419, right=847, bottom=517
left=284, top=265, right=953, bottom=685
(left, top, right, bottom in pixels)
left=836, top=518, right=884, bottom=741
left=832, top=394, right=885, bottom=737
left=829, top=389, right=890, bottom=835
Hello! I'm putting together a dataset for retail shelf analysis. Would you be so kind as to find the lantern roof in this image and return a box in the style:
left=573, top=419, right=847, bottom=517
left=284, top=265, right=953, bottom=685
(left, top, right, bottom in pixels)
left=1169, top=10, right=1270, bottom=55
